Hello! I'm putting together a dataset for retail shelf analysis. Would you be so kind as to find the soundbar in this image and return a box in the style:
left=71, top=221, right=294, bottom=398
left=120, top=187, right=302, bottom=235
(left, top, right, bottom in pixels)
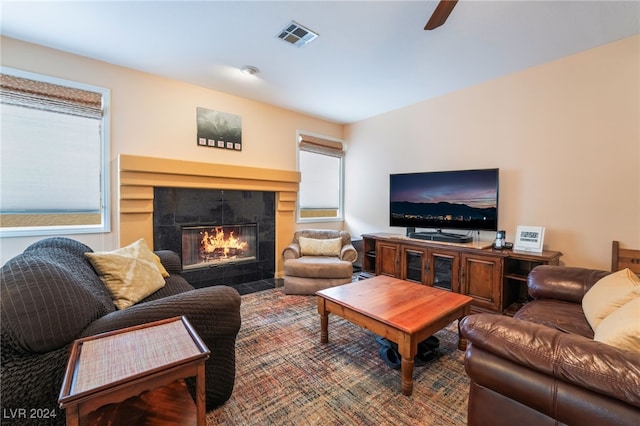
left=408, top=232, right=472, bottom=243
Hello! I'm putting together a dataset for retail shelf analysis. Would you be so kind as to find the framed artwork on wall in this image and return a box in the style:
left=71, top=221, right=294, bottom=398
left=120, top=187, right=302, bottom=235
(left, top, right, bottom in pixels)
left=514, top=225, right=545, bottom=252
left=196, top=107, right=242, bottom=151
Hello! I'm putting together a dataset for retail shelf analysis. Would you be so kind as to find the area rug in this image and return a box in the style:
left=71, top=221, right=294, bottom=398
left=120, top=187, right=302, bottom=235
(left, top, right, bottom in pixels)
left=206, top=288, right=469, bottom=425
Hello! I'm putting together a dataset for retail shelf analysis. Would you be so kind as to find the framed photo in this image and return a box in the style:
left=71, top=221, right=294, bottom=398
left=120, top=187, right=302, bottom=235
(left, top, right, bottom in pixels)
left=196, top=107, right=242, bottom=151
left=514, top=225, right=545, bottom=253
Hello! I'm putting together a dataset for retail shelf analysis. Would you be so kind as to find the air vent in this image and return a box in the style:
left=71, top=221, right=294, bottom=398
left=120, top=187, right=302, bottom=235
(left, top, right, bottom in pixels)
left=277, top=21, right=318, bottom=47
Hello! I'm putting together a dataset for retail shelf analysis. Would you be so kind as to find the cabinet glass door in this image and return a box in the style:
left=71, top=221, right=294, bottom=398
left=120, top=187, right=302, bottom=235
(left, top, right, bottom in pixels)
left=431, top=254, right=454, bottom=291
left=405, top=250, right=423, bottom=283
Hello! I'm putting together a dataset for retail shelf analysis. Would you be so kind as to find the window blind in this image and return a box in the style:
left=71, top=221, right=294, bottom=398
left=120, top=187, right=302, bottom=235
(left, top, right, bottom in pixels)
left=298, top=150, right=340, bottom=209
left=0, top=69, right=108, bottom=233
left=0, top=73, right=103, bottom=119
left=299, top=133, right=345, bottom=157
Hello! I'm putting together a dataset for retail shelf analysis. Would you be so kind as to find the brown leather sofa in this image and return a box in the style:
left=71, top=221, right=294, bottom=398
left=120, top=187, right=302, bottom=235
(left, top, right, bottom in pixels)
left=460, top=265, right=640, bottom=426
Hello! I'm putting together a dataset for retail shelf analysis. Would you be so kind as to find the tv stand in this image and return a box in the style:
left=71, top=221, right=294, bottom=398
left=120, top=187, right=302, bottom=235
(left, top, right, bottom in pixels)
left=408, top=231, right=472, bottom=243
left=360, top=233, right=563, bottom=315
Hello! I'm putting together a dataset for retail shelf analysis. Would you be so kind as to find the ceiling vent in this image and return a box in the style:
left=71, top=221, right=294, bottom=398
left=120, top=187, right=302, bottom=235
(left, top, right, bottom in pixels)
left=277, top=21, right=318, bottom=47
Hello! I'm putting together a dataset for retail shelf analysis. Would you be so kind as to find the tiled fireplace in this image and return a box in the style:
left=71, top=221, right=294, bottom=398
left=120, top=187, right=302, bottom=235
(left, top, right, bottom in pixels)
left=118, top=154, right=300, bottom=280
left=153, top=187, right=275, bottom=288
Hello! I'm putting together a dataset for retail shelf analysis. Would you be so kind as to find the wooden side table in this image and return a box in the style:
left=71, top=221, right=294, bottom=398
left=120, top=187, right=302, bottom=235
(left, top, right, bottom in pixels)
left=59, top=316, right=210, bottom=426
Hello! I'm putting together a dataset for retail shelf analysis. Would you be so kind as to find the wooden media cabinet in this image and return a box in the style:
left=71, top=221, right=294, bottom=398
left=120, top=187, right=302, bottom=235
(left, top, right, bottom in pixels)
left=360, top=233, right=562, bottom=315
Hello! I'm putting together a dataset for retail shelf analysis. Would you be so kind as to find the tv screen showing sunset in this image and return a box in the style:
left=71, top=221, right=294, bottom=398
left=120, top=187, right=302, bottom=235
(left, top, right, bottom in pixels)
left=390, top=169, right=498, bottom=231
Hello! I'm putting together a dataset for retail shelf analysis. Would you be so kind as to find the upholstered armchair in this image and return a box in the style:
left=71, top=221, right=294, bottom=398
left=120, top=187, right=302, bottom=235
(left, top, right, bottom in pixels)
left=282, top=229, right=357, bottom=294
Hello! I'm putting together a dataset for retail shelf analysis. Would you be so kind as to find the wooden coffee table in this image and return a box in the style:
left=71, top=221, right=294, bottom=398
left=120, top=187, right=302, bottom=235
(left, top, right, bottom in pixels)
left=316, top=275, right=473, bottom=396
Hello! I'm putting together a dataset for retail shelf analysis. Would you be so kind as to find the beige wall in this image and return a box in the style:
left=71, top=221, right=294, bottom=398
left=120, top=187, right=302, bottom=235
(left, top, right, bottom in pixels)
left=0, top=36, right=343, bottom=263
left=344, top=35, right=640, bottom=271
left=2, top=35, right=639, bottom=271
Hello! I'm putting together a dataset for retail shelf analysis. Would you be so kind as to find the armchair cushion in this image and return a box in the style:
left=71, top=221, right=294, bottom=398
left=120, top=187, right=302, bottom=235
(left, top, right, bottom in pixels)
left=582, top=268, right=640, bottom=329
left=514, top=298, right=594, bottom=337
left=284, top=256, right=353, bottom=278
left=299, top=236, right=342, bottom=256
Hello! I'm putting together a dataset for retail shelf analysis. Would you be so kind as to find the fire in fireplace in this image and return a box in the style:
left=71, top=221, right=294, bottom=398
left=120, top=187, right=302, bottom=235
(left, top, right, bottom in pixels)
left=181, top=224, right=257, bottom=270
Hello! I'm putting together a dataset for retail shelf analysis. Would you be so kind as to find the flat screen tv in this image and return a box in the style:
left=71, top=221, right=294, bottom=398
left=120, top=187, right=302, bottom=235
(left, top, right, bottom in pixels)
left=390, top=168, right=499, bottom=242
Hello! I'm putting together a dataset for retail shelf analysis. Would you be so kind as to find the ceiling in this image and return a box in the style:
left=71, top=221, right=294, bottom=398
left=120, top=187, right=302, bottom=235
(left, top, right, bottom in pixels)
left=1, top=1, right=638, bottom=124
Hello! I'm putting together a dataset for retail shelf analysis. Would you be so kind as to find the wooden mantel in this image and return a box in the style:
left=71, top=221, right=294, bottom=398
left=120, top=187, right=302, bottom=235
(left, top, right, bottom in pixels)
left=118, top=154, right=300, bottom=278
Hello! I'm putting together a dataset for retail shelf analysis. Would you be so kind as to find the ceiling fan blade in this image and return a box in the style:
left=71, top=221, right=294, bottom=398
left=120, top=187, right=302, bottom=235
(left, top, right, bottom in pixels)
left=424, top=0, right=458, bottom=30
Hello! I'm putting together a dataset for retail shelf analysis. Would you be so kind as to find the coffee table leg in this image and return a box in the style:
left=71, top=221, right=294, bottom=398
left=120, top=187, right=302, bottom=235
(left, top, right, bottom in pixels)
left=317, top=297, right=329, bottom=344
left=398, top=336, right=416, bottom=396
left=400, top=356, right=415, bottom=396
left=320, top=314, right=328, bottom=344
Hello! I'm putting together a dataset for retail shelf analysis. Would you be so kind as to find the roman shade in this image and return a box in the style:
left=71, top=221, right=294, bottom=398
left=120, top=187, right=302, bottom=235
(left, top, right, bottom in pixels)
left=0, top=73, right=103, bottom=119
left=298, top=133, right=345, bottom=157
left=0, top=69, right=109, bottom=234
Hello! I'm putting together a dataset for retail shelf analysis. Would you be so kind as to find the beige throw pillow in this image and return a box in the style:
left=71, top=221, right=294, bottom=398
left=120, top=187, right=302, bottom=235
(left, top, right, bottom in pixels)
left=85, top=239, right=166, bottom=310
left=299, top=237, right=342, bottom=257
left=152, top=253, right=170, bottom=278
left=594, top=297, right=640, bottom=352
left=582, top=268, right=640, bottom=329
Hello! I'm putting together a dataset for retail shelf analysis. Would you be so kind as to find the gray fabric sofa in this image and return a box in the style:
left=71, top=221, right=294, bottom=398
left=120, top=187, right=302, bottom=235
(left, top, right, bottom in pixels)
left=1, top=237, right=241, bottom=425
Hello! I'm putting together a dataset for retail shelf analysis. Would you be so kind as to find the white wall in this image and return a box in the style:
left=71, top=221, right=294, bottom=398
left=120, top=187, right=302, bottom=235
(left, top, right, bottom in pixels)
left=344, top=36, right=640, bottom=271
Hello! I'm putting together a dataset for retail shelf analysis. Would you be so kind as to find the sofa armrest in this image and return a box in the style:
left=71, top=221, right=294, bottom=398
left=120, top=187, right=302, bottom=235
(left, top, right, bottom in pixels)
left=80, top=286, right=241, bottom=409
left=80, top=286, right=239, bottom=338
left=528, top=265, right=611, bottom=303
left=282, top=243, right=301, bottom=260
left=460, top=313, right=640, bottom=407
left=340, top=243, right=357, bottom=263
left=155, top=249, right=183, bottom=275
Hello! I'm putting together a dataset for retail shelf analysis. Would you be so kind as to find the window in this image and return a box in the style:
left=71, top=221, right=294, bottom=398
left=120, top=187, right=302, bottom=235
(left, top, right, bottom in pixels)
left=297, top=132, right=344, bottom=222
left=0, top=67, right=110, bottom=237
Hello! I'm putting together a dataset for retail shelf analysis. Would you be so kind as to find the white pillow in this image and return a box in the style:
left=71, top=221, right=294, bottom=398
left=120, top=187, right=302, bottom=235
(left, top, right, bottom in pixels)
left=299, top=237, right=342, bottom=257
left=582, top=268, right=640, bottom=329
left=594, top=297, right=640, bottom=352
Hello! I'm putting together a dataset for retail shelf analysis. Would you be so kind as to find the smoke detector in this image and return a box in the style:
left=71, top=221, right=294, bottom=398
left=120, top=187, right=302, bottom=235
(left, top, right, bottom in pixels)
left=277, top=21, right=318, bottom=47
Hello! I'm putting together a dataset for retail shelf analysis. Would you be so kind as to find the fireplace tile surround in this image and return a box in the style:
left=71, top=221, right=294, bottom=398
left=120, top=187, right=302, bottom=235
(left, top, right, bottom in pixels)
left=154, top=187, right=275, bottom=289
left=118, top=155, right=300, bottom=286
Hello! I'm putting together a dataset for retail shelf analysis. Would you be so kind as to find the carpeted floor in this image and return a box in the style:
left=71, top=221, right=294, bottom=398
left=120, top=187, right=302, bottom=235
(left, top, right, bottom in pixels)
left=206, top=288, right=469, bottom=425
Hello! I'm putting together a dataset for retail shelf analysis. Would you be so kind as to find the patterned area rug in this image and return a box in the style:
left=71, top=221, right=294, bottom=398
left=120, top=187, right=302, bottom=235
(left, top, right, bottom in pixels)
left=206, top=288, right=469, bottom=425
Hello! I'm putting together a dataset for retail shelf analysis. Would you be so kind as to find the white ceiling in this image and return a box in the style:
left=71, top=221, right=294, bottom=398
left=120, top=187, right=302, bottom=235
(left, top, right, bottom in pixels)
left=1, top=1, right=638, bottom=124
